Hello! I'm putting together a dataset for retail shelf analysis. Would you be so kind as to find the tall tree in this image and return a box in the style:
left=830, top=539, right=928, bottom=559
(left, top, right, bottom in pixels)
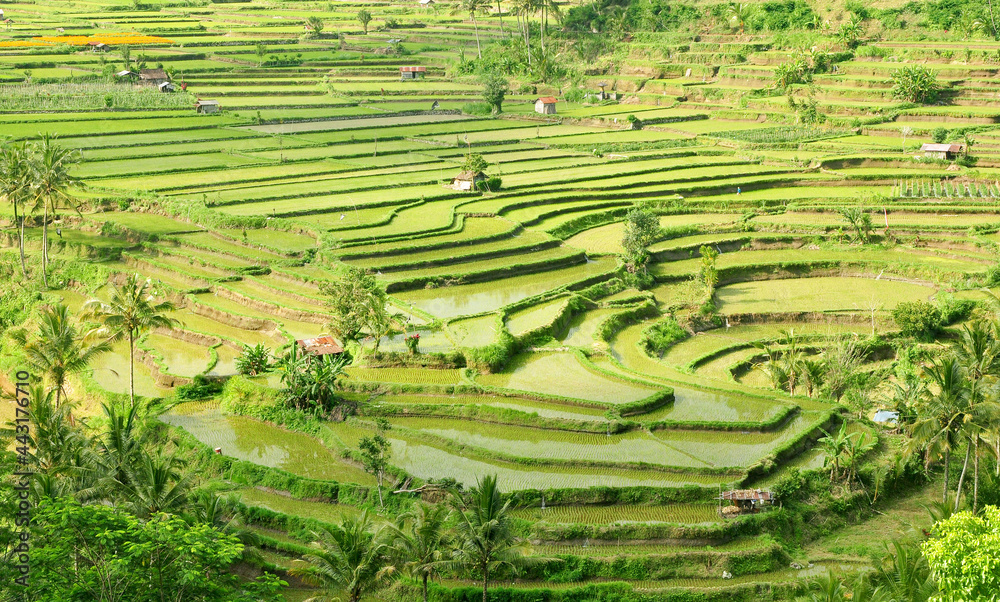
left=82, top=274, right=178, bottom=406
left=447, top=475, right=529, bottom=602
left=388, top=504, right=451, bottom=602
left=621, top=208, right=660, bottom=274
left=321, top=266, right=387, bottom=349
left=454, top=0, right=489, bottom=58
left=910, top=357, right=969, bottom=503
left=951, top=322, right=1000, bottom=513
left=0, top=142, right=32, bottom=277
left=357, top=9, right=372, bottom=34
left=9, top=303, right=110, bottom=407
left=291, top=510, right=394, bottom=602
left=359, top=419, right=392, bottom=508
left=29, top=134, right=81, bottom=289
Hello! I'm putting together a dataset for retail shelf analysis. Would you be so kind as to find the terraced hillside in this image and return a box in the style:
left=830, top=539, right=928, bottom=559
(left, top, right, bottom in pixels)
left=3, top=0, right=1000, bottom=599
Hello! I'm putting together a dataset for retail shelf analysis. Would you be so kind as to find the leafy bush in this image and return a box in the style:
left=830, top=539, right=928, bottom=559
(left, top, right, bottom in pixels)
left=640, top=317, right=688, bottom=357
left=476, top=176, right=502, bottom=192
left=462, top=101, right=493, bottom=116
left=892, top=300, right=942, bottom=339
left=175, top=375, right=225, bottom=401
left=937, top=293, right=975, bottom=326
left=891, top=65, right=939, bottom=104
left=932, top=127, right=949, bottom=143
left=235, top=343, right=272, bottom=376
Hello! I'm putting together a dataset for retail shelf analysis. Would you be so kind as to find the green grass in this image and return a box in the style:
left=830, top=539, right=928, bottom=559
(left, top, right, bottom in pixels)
left=477, top=352, right=659, bottom=404
left=715, top=276, right=936, bottom=314
left=512, top=503, right=720, bottom=525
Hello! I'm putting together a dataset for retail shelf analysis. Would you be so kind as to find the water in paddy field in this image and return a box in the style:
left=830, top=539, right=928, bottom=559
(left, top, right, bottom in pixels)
left=160, top=406, right=374, bottom=484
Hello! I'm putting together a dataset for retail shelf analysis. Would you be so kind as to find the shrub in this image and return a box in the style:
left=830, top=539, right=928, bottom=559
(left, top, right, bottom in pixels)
left=937, top=293, right=976, bottom=326
left=175, top=375, right=224, bottom=401
left=462, top=101, right=492, bottom=116
left=892, top=300, right=942, bottom=339
left=235, top=343, right=272, bottom=376
left=891, top=65, right=939, bottom=104
left=640, top=317, right=688, bottom=357
left=476, top=176, right=502, bottom=192
left=932, top=127, right=949, bottom=143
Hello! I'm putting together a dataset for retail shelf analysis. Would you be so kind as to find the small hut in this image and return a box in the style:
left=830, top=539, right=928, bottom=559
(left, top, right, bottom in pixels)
left=400, top=65, right=426, bottom=80
left=718, top=489, right=774, bottom=517
left=419, top=0, right=434, bottom=6
left=116, top=70, right=137, bottom=80
left=920, top=143, right=966, bottom=160
left=139, top=68, right=169, bottom=86
left=534, top=96, right=557, bottom=114
left=195, top=99, right=220, bottom=114
left=452, top=170, right=486, bottom=191
left=296, top=335, right=344, bottom=357
left=89, top=41, right=108, bottom=52
left=158, top=81, right=176, bottom=93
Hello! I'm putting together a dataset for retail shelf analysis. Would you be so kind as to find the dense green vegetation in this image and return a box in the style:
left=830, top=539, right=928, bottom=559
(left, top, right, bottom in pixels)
left=6, top=0, right=1000, bottom=598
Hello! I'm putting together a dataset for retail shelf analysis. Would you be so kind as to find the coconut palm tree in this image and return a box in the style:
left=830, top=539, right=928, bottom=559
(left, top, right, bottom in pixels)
left=0, top=142, right=33, bottom=277
left=726, top=3, right=754, bottom=35
left=808, top=569, right=848, bottom=602
left=29, top=134, right=81, bottom=289
left=387, top=504, right=451, bottom=602
left=82, top=274, right=178, bottom=406
left=843, top=430, right=877, bottom=486
left=9, top=303, right=110, bottom=407
left=816, top=422, right=852, bottom=481
left=115, top=451, right=192, bottom=518
left=447, top=475, right=530, bottom=602
left=23, top=384, right=91, bottom=477
left=909, top=357, right=969, bottom=503
left=291, top=510, right=395, bottom=602
left=868, top=539, right=935, bottom=602
left=951, top=321, right=1000, bottom=512
left=453, top=0, right=489, bottom=59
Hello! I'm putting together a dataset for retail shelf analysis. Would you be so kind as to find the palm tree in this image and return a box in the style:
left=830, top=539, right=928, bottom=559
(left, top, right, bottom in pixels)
left=91, top=400, right=151, bottom=500
left=9, top=303, right=110, bottom=407
left=868, top=539, right=935, bottom=602
left=808, top=569, right=848, bottom=602
left=453, top=0, right=489, bottom=59
left=816, top=422, right=852, bottom=481
left=447, top=475, right=530, bottom=602
left=291, top=510, right=394, bottom=602
left=388, top=504, right=451, bottom=602
left=0, top=142, right=32, bottom=277
left=82, top=274, right=178, bottom=406
left=536, top=0, right=560, bottom=53
left=23, top=384, right=91, bottom=477
left=115, top=451, right=191, bottom=518
left=802, top=359, right=825, bottom=398
left=951, top=321, right=1000, bottom=513
left=909, top=357, right=968, bottom=503
left=843, top=430, right=877, bottom=486
left=726, top=3, right=754, bottom=35
left=29, top=134, right=81, bottom=289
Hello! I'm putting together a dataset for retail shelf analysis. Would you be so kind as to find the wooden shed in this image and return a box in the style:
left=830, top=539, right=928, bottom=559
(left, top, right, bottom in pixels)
left=717, top=489, right=774, bottom=516
left=921, top=143, right=966, bottom=160
left=452, top=170, right=486, bottom=191
left=116, top=70, right=137, bottom=80
left=158, top=81, right=176, bottom=93
left=297, top=335, right=345, bottom=356
left=534, top=96, right=557, bottom=114
left=139, top=68, right=169, bottom=86
left=400, top=65, right=426, bottom=80
left=89, top=41, right=108, bottom=52
left=195, top=99, right=220, bottom=114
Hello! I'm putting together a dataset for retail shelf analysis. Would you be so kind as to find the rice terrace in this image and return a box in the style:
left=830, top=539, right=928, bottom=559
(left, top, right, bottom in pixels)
left=6, top=0, right=1000, bottom=599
